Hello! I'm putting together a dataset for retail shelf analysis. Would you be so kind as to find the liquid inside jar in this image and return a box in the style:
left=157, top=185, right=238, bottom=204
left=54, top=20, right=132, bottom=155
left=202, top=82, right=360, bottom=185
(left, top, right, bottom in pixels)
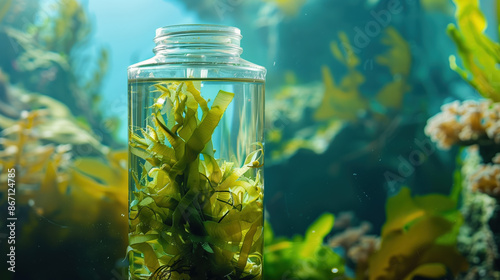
left=128, top=78, right=265, bottom=279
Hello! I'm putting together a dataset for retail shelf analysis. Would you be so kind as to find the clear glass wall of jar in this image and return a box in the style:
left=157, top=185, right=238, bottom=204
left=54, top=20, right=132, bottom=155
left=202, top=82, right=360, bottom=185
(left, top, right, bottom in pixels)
left=128, top=24, right=266, bottom=279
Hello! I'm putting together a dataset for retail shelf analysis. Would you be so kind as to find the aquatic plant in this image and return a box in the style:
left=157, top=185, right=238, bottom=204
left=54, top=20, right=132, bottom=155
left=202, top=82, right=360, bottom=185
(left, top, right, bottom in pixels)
left=128, top=81, right=264, bottom=279
left=0, top=0, right=117, bottom=147
left=470, top=153, right=500, bottom=199
left=456, top=149, right=500, bottom=280
left=327, top=212, right=380, bottom=280
left=428, top=8, right=500, bottom=254
left=266, top=26, right=412, bottom=163
left=0, top=0, right=12, bottom=24
left=264, top=213, right=345, bottom=280
left=314, top=32, right=368, bottom=122
left=0, top=90, right=128, bottom=278
left=328, top=221, right=372, bottom=252
left=367, top=187, right=468, bottom=280
left=315, top=26, right=411, bottom=121
left=0, top=110, right=73, bottom=205
left=447, top=0, right=500, bottom=102
left=421, top=0, right=454, bottom=14
left=347, top=236, right=380, bottom=280
left=424, top=0, right=500, bottom=272
left=265, top=81, right=344, bottom=163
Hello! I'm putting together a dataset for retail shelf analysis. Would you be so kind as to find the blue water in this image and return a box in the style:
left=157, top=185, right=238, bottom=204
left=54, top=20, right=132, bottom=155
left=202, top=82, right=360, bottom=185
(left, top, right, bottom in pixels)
left=87, top=0, right=199, bottom=143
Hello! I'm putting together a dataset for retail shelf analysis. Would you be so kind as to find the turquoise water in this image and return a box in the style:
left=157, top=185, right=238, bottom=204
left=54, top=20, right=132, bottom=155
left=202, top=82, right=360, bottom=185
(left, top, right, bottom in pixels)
left=1, top=0, right=500, bottom=279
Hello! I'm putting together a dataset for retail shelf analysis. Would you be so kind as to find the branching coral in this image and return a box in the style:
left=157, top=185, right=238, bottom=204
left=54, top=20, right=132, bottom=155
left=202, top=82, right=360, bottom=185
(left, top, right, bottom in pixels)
left=327, top=212, right=380, bottom=280
left=427, top=0, right=500, bottom=275
left=0, top=88, right=128, bottom=280
left=425, top=100, right=500, bottom=160
left=348, top=236, right=380, bottom=279
left=447, top=0, right=500, bottom=102
left=128, top=81, right=264, bottom=279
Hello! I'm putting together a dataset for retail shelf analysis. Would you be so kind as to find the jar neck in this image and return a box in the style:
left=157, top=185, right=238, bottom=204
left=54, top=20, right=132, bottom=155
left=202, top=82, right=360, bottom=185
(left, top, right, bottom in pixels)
left=153, top=24, right=243, bottom=57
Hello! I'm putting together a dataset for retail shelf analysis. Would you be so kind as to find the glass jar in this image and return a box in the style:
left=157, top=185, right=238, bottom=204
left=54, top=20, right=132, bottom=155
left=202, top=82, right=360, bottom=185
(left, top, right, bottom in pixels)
left=127, top=24, right=266, bottom=280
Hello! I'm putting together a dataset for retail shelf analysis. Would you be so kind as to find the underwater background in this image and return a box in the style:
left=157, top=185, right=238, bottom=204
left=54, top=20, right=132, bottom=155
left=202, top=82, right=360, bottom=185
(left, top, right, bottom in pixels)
left=0, top=0, right=500, bottom=279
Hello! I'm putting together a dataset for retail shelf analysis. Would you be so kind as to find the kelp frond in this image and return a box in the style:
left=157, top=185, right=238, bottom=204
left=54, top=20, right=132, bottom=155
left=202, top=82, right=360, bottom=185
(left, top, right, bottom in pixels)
left=448, top=0, right=500, bottom=101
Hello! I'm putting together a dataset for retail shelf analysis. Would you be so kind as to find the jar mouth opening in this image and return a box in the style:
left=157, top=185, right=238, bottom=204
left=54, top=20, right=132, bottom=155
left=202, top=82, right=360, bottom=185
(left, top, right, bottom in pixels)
left=155, top=24, right=242, bottom=39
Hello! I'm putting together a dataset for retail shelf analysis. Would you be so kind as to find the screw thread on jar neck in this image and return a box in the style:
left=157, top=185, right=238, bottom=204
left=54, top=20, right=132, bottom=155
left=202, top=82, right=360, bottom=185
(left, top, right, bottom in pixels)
left=153, top=24, right=243, bottom=57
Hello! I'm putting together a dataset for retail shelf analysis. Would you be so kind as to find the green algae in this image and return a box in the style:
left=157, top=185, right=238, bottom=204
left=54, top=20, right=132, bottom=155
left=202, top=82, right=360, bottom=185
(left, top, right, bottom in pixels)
left=128, top=81, right=264, bottom=279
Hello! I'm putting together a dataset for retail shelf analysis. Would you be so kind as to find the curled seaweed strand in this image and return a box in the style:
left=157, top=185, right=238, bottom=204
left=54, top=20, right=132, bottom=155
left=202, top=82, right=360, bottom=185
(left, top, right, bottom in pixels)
left=129, top=206, right=158, bottom=221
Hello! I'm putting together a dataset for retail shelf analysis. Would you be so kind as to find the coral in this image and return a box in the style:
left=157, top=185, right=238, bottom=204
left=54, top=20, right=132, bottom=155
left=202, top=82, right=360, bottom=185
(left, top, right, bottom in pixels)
left=327, top=212, right=380, bottom=280
left=348, top=236, right=380, bottom=277
left=264, top=213, right=345, bottom=280
left=328, top=221, right=372, bottom=251
left=425, top=100, right=500, bottom=152
left=0, top=95, right=128, bottom=279
left=367, top=187, right=468, bottom=280
left=266, top=26, right=412, bottom=164
left=315, top=26, right=411, bottom=122
left=442, top=1, right=500, bottom=276
left=0, top=0, right=12, bottom=24
left=421, top=0, right=454, bottom=14
left=447, top=0, right=500, bottom=102
left=470, top=153, right=500, bottom=199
